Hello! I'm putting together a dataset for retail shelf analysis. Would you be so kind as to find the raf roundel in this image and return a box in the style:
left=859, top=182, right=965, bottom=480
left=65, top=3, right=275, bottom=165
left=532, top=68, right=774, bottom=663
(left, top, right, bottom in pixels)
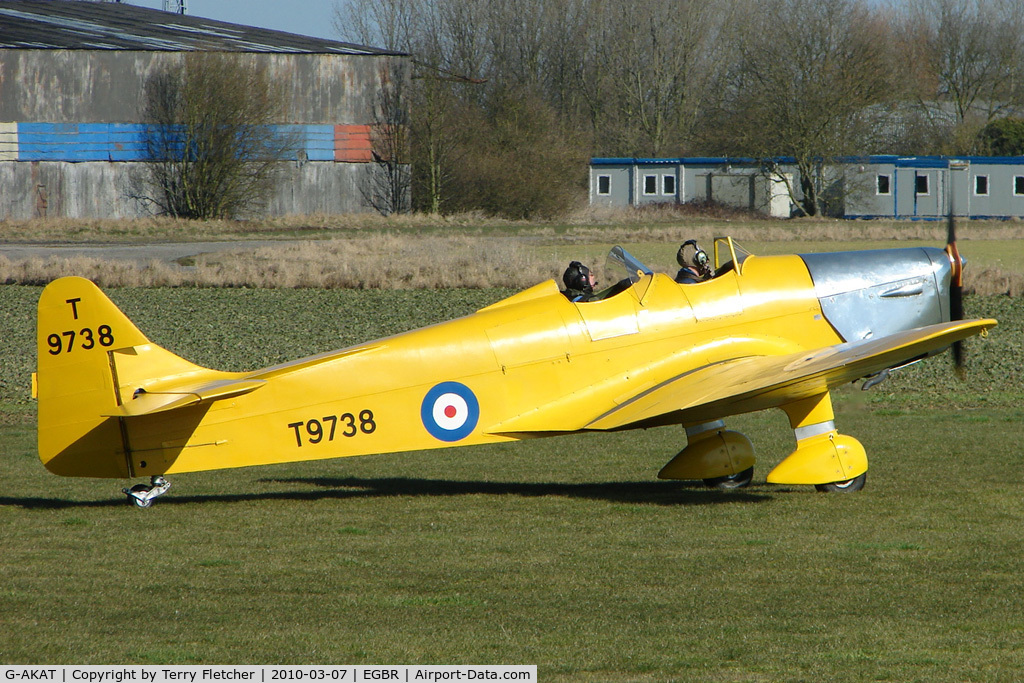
left=421, top=382, right=480, bottom=442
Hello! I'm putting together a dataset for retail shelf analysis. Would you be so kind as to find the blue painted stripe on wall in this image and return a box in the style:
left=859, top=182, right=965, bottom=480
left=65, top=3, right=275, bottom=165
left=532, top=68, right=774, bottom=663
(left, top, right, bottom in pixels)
left=274, top=124, right=334, bottom=161
left=14, top=123, right=343, bottom=162
left=18, top=123, right=151, bottom=161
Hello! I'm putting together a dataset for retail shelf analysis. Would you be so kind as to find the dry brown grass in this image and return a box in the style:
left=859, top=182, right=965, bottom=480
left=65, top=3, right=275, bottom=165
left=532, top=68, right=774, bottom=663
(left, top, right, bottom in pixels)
left=0, top=234, right=554, bottom=289
left=187, top=235, right=551, bottom=289
left=0, top=212, right=525, bottom=243
left=3, top=210, right=1024, bottom=292
left=567, top=203, right=1024, bottom=236
left=966, top=267, right=1024, bottom=296
left=6, top=208, right=1024, bottom=243
left=0, top=255, right=190, bottom=288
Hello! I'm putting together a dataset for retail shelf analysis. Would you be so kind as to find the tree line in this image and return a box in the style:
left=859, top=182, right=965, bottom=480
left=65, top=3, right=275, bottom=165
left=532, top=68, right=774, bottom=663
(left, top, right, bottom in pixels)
left=335, top=0, right=1024, bottom=218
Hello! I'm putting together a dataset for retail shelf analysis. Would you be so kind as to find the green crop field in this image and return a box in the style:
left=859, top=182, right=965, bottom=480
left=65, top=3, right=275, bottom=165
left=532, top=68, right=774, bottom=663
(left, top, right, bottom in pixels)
left=2, top=284, right=1023, bottom=681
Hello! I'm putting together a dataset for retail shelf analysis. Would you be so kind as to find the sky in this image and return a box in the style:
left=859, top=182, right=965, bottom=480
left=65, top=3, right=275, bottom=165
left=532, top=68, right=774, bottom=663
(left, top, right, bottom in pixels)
left=129, top=0, right=346, bottom=42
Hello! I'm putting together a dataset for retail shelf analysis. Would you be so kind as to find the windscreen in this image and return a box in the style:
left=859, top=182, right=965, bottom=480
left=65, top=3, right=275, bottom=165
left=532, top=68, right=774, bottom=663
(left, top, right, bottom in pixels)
left=606, top=246, right=653, bottom=284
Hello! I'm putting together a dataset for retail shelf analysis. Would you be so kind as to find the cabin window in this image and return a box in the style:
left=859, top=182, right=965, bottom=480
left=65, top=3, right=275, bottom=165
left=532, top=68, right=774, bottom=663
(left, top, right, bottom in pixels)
left=597, top=175, right=610, bottom=195
left=974, top=175, right=989, bottom=196
left=876, top=174, right=891, bottom=195
left=1015, top=176, right=1024, bottom=196
left=915, top=174, right=929, bottom=196
left=662, top=175, right=676, bottom=196
left=643, top=174, right=658, bottom=195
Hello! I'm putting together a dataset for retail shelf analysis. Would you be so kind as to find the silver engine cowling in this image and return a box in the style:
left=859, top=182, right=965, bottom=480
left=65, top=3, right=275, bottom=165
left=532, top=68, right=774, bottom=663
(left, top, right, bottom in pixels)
left=800, top=247, right=955, bottom=343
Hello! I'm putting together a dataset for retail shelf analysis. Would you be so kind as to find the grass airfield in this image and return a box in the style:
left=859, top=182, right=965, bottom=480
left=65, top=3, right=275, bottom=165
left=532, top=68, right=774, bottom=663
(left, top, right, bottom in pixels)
left=4, top=404, right=1024, bottom=680
left=2, top=236, right=1024, bottom=679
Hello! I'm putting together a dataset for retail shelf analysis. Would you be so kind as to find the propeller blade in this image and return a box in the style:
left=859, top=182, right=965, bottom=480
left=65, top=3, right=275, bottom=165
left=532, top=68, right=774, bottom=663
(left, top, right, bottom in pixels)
left=944, top=211, right=966, bottom=374
left=950, top=278, right=964, bottom=321
left=951, top=281, right=965, bottom=372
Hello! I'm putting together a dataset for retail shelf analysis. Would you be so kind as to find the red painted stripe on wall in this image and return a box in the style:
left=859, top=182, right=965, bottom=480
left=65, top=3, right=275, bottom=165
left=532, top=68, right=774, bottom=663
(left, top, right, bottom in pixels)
left=334, top=124, right=373, bottom=162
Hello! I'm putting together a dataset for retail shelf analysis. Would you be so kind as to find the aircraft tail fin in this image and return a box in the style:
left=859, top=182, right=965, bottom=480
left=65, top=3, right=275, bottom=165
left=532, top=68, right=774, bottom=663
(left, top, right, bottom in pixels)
left=35, top=277, right=229, bottom=478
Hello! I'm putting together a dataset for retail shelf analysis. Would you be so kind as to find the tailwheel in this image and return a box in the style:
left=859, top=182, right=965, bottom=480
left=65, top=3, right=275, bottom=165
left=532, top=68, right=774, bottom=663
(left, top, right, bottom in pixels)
left=704, top=466, right=754, bottom=490
left=123, top=476, right=171, bottom=508
left=126, top=484, right=154, bottom=508
left=815, top=472, right=866, bottom=493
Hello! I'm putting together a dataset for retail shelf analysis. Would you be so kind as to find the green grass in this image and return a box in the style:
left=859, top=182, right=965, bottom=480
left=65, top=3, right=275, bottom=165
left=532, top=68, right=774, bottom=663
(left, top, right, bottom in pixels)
left=4, top=408, right=1024, bottom=679
left=2, top=286, right=1023, bottom=679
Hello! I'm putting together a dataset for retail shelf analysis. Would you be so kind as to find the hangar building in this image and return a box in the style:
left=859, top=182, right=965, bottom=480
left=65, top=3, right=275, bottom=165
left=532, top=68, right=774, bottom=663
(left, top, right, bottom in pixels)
left=0, top=0, right=409, bottom=219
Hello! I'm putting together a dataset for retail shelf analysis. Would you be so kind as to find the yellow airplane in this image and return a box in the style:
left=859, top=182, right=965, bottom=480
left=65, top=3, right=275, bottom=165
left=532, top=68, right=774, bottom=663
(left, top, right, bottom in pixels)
left=33, top=235, right=995, bottom=507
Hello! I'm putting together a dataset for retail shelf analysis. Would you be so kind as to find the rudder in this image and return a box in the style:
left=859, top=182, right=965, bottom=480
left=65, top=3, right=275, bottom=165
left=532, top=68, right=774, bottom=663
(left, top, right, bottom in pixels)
left=35, top=277, right=209, bottom=478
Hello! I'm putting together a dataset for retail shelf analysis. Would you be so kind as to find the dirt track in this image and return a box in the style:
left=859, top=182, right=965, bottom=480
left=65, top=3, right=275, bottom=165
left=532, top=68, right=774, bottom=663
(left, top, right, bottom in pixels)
left=0, top=240, right=284, bottom=264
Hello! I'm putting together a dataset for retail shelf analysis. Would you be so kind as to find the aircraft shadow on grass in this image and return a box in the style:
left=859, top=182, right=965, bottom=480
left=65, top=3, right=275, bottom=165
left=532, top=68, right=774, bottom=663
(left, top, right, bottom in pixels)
left=0, top=477, right=773, bottom=510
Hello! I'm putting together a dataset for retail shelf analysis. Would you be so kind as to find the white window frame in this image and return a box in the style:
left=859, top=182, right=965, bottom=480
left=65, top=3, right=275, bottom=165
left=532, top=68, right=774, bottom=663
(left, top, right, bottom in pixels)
left=974, top=174, right=990, bottom=196
left=642, top=174, right=658, bottom=195
left=662, top=174, right=676, bottom=196
left=915, top=173, right=930, bottom=196
left=876, top=174, right=892, bottom=196
left=1015, top=176, right=1024, bottom=196
left=596, top=174, right=611, bottom=196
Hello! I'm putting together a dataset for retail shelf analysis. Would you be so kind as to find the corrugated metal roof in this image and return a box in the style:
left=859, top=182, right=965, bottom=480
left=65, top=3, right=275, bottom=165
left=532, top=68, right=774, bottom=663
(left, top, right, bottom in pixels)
left=0, top=0, right=404, bottom=55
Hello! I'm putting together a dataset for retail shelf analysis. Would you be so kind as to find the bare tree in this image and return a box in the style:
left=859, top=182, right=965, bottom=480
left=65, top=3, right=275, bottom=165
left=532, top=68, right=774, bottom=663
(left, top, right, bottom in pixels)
left=904, top=0, right=1024, bottom=122
left=591, top=0, right=730, bottom=157
left=140, top=52, right=295, bottom=219
left=408, top=73, right=466, bottom=213
left=336, top=0, right=734, bottom=211
left=334, top=0, right=1024, bottom=218
left=896, top=0, right=1024, bottom=153
left=704, top=0, right=896, bottom=216
left=337, top=0, right=466, bottom=213
left=365, top=59, right=413, bottom=215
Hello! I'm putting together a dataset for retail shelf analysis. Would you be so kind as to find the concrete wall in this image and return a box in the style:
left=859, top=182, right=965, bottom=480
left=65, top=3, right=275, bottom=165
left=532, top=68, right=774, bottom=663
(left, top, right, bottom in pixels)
left=268, top=161, right=382, bottom=217
left=0, top=159, right=387, bottom=219
left=0, top=49, right=410, bottom=217
left=0, top=50, right=401, bottom=124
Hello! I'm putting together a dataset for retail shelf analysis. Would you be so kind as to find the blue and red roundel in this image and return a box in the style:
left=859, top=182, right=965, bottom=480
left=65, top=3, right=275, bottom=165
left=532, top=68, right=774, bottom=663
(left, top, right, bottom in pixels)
left=421, top=382, right=480, bottom=442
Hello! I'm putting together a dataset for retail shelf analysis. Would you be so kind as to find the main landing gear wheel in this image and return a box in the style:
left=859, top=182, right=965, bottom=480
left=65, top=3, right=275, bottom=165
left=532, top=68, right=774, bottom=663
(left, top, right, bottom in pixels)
left=703, top=466, right=754, bottom=490
left=815, top=472, right=866, bottom=493
left=123, top=476, right=171, bottom=508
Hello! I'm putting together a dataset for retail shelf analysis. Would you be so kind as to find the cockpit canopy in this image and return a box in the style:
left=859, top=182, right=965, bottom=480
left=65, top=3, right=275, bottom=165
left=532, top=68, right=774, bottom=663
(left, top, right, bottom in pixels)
left=591, top=237, right=752, bottom=301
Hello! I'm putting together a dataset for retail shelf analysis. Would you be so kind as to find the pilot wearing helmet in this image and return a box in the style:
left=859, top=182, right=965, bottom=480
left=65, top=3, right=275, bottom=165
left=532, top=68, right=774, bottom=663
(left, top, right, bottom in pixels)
left=675, top=239, right=713, bottom=284
left=562, top=261, right=596, bottom=302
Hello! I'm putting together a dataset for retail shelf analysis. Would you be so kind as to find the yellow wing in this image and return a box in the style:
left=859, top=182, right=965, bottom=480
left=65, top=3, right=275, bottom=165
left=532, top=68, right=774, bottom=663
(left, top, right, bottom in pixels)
left=583, top=318, right=996, bottom=431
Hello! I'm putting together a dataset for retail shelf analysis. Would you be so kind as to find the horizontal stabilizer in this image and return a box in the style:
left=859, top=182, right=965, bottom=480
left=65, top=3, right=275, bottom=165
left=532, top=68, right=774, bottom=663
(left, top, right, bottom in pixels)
left=103, top=378, right=266, bottom=417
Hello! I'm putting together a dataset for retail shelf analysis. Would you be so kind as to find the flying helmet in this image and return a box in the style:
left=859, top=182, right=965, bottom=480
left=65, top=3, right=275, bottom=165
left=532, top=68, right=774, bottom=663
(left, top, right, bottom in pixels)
left=677, top=240, right=710, bottom=276
left=563, top=261, right=593, bottom=293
